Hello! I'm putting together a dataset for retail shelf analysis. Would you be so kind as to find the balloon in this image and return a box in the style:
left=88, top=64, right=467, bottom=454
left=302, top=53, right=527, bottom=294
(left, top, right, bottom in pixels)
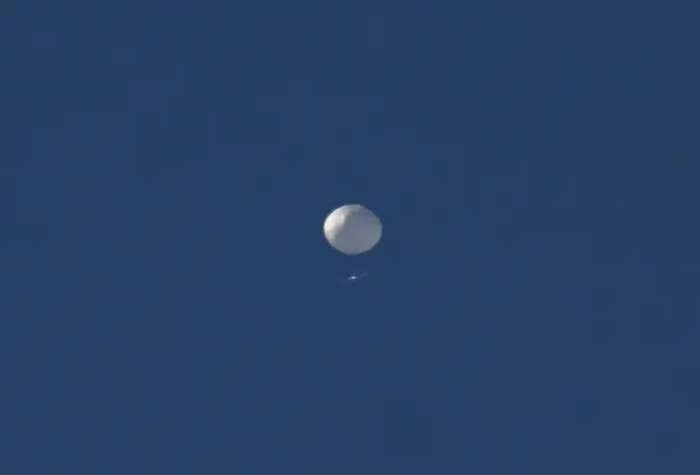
left=323, top=204, right=382, bottom=255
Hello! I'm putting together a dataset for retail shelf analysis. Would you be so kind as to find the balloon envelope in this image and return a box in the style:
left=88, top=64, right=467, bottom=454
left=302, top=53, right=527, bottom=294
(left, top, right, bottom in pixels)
left=323, top=204, right=382, bottom=255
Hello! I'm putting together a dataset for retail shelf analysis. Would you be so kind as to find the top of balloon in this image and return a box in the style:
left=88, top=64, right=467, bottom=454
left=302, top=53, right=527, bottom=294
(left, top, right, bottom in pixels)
left=323, top=204, right=382, bottom=255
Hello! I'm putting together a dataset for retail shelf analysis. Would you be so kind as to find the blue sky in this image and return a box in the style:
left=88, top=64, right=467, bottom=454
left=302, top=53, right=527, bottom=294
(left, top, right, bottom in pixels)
left=4, top=1, right=700, bottom=473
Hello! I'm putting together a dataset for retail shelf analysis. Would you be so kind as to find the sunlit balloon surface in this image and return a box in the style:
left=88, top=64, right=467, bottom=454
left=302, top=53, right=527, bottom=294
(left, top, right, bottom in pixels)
left=323, top=205, right=382, bottom=255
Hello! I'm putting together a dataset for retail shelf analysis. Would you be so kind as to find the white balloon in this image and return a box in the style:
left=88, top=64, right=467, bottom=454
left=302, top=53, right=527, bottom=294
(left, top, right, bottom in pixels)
left=323, top=204, right=382, bottom=255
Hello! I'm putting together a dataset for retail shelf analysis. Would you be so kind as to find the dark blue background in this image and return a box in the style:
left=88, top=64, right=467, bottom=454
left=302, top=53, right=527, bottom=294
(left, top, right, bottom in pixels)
left=4, top=1, right=699, bottom=473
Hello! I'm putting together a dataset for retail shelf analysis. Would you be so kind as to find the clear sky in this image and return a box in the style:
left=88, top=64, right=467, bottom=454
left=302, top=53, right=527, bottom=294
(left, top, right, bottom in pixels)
left=4, top=1, right=700, bottom=473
